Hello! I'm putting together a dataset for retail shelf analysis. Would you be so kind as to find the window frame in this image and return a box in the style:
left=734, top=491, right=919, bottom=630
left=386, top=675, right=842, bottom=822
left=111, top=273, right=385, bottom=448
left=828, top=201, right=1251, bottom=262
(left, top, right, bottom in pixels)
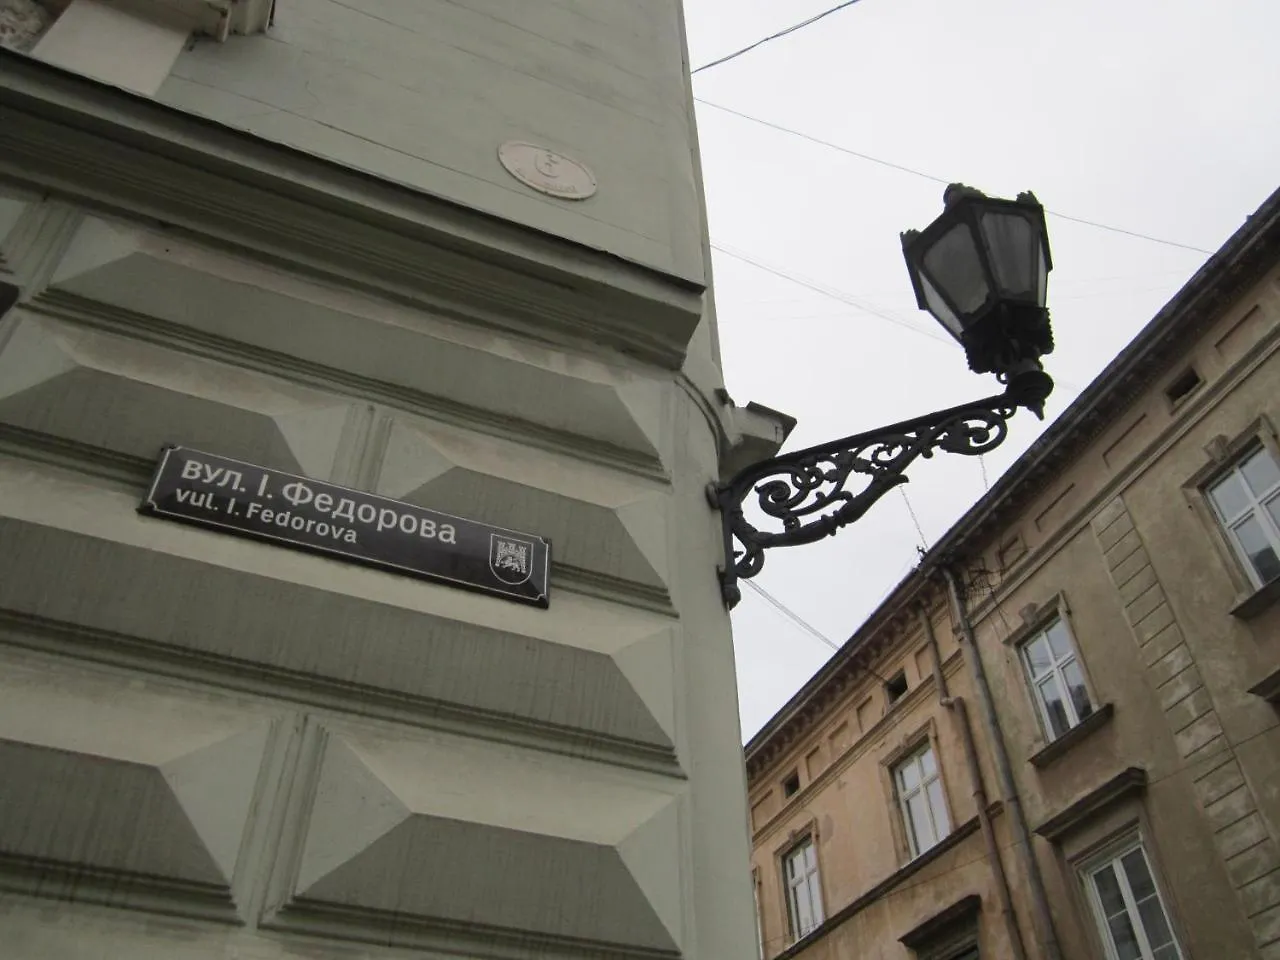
left=893, top=741, right=952, bottom=860
left=885, top=668, right=910, bottom=705
left=780, top=833, right=824, bottom=942
left=1204, top=443, right=1280, bottom=590
left=1001, top=593, right=1111, bottom=758
left=1183, top=416, right=1280, bottom=609
left=1018, top=614, right=1096, bottom=742
left=1082, top=836, right=1184, bottom=960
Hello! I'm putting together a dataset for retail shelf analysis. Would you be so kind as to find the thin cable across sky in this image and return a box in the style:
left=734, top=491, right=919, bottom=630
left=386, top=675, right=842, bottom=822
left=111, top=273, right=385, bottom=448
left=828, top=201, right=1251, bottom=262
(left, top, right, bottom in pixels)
left=691, top=0, right=869, bottom=75
left=697, top=99, right=1213, bottom=255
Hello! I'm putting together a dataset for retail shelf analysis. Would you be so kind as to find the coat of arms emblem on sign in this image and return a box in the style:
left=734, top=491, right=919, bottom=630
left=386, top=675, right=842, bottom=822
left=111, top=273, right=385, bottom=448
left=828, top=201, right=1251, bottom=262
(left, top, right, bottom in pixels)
left=489, top=533, right=534, bottom=585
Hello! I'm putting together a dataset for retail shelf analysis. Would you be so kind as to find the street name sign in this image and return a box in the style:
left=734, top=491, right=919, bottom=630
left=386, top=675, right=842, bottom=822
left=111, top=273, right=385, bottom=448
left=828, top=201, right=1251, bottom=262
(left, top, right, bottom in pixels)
left=139, top=446, right=550, bottom=607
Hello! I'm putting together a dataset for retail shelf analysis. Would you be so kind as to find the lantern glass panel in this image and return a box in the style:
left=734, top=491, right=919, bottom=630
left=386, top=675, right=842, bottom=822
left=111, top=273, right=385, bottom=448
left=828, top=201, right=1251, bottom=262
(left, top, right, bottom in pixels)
left=922, top=222, right=990, bottom=319
left=918, top=271, right=963, bottom=338
left=981, top=210, right=1042, bottom=301
left=1038, top=243, right=1049, bottom=304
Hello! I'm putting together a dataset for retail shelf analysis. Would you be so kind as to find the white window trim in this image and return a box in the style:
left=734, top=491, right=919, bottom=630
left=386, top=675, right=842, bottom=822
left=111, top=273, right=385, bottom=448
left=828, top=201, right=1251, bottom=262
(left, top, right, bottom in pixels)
left=1207, top=445, right=1280, bottom=589
left=1083, top=838, right=1184, bottom=960
left=782, top=836, right=823, bottom=941
left=1019, top=617, right=1094, bottom=740
left=894, top=743, right=950, bottom=859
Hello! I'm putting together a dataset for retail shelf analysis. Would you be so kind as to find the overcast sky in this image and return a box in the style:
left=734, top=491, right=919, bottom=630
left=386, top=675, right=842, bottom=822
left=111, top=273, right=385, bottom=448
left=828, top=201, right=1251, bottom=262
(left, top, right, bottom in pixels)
left=680, top=0, right=1280, bottom=741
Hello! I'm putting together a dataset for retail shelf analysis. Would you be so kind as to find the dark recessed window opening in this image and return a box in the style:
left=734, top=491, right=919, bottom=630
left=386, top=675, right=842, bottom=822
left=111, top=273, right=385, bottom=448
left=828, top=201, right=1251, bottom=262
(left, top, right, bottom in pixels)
left=885, top=670, right=909, bottom=704
left=1165, top=367, right=1203, bottom=405
left=782, top=771, right=801, bottom=798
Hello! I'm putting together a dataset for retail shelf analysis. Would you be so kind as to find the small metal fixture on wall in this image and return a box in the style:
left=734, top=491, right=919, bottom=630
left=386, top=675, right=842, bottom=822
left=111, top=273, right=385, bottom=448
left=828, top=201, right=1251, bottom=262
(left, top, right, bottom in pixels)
left=710, top=185, right=1056, bottom=608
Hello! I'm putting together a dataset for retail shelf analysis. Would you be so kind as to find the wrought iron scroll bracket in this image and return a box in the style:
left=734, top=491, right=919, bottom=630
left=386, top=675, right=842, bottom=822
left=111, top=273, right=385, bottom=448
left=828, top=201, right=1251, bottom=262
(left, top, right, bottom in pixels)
left=708, top=370, right=1053, bottom=609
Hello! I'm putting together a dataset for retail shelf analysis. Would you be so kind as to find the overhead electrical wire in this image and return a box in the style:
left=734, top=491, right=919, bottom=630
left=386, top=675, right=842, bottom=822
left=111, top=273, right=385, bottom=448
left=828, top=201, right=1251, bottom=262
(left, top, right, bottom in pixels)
left=696, top=99, right=1214, bottom=256
left=744, top=579, right=840, bottom=651
left=710, top=242, right=1087, bottom=394
left=691, top=0, right=868, bottom=75
left=743, top=579, right=893, bottom=685
left=898, top=487, right=929, bottom=551
left=710, top=242, right=952, bottom=346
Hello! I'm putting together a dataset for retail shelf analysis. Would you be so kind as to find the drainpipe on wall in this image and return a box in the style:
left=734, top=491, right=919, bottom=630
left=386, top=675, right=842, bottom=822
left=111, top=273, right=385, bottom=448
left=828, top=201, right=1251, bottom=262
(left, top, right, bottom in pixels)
left=918, top=603, right=1028, bottom=960
left=942, top=566, right=1063, bottom=960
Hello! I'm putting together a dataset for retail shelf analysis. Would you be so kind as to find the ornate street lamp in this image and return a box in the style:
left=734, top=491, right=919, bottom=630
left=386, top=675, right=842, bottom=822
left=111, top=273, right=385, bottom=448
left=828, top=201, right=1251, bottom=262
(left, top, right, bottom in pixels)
left=711, top=185, right=1055, bottom=608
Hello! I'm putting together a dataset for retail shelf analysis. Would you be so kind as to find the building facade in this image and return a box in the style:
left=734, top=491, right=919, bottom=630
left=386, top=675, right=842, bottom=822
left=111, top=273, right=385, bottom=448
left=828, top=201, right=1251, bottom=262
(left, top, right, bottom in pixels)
left=0, top=3, right=792, bottom=959
left=746, top=185, right=1280, bottom=960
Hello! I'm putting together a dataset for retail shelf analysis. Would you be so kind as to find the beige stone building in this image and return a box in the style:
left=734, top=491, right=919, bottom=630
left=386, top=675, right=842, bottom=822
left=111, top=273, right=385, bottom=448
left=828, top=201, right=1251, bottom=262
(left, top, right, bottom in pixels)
left=0, top=3, right=791, bottom=959
left=746, top=183, right=1280, bottom=960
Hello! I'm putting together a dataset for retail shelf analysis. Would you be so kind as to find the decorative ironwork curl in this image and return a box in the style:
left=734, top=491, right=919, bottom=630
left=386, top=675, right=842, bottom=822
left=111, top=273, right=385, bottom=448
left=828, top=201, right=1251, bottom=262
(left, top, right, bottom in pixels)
left=709, top=370, right=1052, bottom=608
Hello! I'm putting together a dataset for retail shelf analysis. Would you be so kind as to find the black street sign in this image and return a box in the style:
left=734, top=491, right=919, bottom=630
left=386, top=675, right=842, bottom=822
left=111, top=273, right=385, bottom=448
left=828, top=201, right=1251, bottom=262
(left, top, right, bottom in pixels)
left=139, top=446, right=550, bottom=607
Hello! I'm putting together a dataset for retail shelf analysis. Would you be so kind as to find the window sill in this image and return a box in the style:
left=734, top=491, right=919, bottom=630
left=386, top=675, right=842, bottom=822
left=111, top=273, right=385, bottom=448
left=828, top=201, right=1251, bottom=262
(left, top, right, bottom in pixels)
left=1028, top=703, right=1115, bottom=769
left=1230, top=577, right=1280, bottom=621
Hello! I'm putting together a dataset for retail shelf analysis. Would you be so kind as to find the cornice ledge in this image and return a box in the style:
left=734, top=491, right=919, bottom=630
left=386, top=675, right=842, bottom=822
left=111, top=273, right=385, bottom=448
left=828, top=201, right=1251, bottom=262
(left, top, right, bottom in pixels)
left=0, top=51, right=705, bottom=370
left=898, top=893, right=981, bottom=950
left=1034, top=766, right=1147, bottom=842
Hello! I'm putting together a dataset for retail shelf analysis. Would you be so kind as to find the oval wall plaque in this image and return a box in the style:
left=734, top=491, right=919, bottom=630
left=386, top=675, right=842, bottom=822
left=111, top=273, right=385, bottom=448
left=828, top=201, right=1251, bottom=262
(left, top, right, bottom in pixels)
left=498, top=142, right=597, bottom=201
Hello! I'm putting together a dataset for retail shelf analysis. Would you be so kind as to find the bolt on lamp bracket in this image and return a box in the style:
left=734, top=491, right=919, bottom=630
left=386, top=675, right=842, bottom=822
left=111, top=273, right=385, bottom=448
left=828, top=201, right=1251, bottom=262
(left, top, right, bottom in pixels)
left=708, top=368, right=1052, bottom=609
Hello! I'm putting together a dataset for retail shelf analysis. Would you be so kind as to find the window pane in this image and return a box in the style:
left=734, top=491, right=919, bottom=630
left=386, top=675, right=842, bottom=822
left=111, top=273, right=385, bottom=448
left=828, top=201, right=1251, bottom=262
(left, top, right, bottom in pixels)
left=1062, top=659, right=1093, bottom=722
left=926, top=778, right=950, bottom=835
left=786, top=844, right=806, bottom=881
left=907, top=793, right=935, bottom=852
left=1093, top=863, right=1127, bottom=917
left=899, top=758, right=921, bottom=792
left=1210, top=472, right=1250, bottom=521
left=1045, top=619, right=1074, bottom=661
left=1038, top=675, right=1071, bottom=738
left=1121, top=849, right=1156, bottom=901
left=1153, top=944, right=1180, bottom=960
left=1024, top=634, right=1053, bottom=678
left=1234, top=515, right=1280, bottom=583
left=1107, top=913, right=1143, bottom=960
left=808, top=875, right=824, bottom=924
left=1242, top=448, right=1280, bottom=497
left=919, top=746, right=937, bottom=779
left=793, top=885, right=814, bottom=936
left=1138, top=896, right=1176, bottom=951
left=1267, top=493, right=1280, bottom=533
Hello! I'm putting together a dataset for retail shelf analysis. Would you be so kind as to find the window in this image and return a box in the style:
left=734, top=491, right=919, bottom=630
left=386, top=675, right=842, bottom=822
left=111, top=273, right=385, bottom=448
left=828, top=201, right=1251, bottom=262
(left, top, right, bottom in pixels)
left=1164, top=367, right=1202, bottom=407
left=782, top=770, right=800, bottom=798
left=1086, top=841, right=1182, bottom=960
left=783, top=837, right=824, bottom=941
left=885, top=669, right=909, bottom=704
left=1207, top=445, right=1280, bottom=588
left=1019, top=617, right=1094, bottom=740
left=895, top=743, right=950, bottom=858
